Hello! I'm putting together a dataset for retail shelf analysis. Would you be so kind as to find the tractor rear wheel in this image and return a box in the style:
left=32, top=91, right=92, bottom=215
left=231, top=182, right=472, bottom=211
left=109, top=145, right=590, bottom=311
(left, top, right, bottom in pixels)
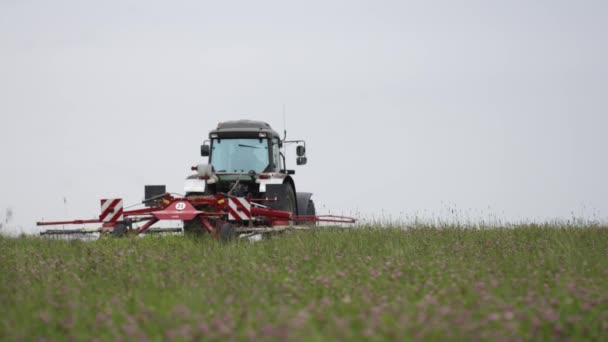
left=267, top=184, right=296, bottom=216
left=304, top=199, right=317, bottom=226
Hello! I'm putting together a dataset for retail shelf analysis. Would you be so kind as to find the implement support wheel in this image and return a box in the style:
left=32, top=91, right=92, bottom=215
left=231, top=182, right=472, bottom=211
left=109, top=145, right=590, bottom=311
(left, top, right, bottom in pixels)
left=219, top=223, right=235, bottom=241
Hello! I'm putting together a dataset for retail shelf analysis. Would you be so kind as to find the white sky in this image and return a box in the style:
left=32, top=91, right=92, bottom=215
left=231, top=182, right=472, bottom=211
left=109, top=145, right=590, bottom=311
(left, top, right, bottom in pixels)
left=1, top=0, right=607, bottom=233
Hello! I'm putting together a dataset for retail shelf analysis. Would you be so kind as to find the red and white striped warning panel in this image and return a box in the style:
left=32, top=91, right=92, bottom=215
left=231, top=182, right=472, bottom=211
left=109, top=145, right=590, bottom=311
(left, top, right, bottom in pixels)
left=99, top=198, right=124, bottom=223
left=227, top=197, right=251, bottom=221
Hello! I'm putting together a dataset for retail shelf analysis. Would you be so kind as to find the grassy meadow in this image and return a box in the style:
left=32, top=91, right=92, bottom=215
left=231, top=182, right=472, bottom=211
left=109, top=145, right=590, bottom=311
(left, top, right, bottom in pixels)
left=1, top=226, right=607, bottom=341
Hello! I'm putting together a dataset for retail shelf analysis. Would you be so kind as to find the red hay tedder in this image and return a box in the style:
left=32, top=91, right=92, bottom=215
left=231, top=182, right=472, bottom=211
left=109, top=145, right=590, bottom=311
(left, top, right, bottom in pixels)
left=37, top=120, right=355, bottom=239
left=37, top=193, right=355, bottom=239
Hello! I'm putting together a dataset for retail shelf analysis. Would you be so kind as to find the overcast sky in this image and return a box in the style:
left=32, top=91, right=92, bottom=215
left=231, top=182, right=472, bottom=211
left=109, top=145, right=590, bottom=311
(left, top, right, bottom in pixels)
left=1, top=0, right=606, bottom=233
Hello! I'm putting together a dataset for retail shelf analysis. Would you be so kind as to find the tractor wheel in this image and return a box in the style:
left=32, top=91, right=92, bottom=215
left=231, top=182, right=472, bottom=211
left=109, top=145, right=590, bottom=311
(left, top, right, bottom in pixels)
left=266, top=184, right=297, bottom=216
left=305, top=199, right=317, bottom=226
left=285, top=186, right=296, bottom=216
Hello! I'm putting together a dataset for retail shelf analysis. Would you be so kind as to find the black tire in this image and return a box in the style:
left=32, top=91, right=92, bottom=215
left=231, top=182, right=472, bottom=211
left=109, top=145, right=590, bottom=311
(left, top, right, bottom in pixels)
left=284, top=186, right=296, bottom=216
left=219, top=223, right=235, bottom=241
left=267, top=185, right=297, bottom=216
left=305, top=199, right=317, bottom=226
left=112, top=223, right=128, bottom=237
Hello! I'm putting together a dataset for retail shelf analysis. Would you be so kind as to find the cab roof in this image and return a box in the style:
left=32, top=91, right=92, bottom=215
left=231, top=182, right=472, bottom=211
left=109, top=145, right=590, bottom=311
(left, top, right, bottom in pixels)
left=209, top=120, right=281, bottom=139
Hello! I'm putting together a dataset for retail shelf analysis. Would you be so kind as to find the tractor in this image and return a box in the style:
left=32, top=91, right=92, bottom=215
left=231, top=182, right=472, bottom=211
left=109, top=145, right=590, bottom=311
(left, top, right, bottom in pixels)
left=182, top=120, right=315, bottom=233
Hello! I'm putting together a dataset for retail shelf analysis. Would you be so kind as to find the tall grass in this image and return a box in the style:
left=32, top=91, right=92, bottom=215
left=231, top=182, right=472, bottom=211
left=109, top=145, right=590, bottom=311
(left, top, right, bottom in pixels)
left=1, top=226, right=607, bottom=340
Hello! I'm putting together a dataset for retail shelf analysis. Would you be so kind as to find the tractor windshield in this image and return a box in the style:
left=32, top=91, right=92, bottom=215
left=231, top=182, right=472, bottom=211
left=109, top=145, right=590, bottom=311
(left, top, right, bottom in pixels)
left=210, top=138, right=270, bottom=173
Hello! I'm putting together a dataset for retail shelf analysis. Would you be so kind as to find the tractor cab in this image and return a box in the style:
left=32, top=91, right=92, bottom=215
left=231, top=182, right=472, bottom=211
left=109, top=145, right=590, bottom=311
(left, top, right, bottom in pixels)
left=200, top=121, right=288, bottom=182
left=185, top=120, right=309, bottom=203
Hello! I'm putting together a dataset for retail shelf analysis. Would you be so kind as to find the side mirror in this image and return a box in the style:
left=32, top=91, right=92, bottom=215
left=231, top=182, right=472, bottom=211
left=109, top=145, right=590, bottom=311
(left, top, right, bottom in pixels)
left=296, top=157, right=307, bottom=165
left=201, top=144, right=210, bottom=157
left=296, top=145, right=306, bottom=157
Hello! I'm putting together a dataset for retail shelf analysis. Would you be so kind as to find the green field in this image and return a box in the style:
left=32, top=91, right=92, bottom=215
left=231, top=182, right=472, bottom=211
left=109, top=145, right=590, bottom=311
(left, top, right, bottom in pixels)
left=1, top=226, right=607, bottom=341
